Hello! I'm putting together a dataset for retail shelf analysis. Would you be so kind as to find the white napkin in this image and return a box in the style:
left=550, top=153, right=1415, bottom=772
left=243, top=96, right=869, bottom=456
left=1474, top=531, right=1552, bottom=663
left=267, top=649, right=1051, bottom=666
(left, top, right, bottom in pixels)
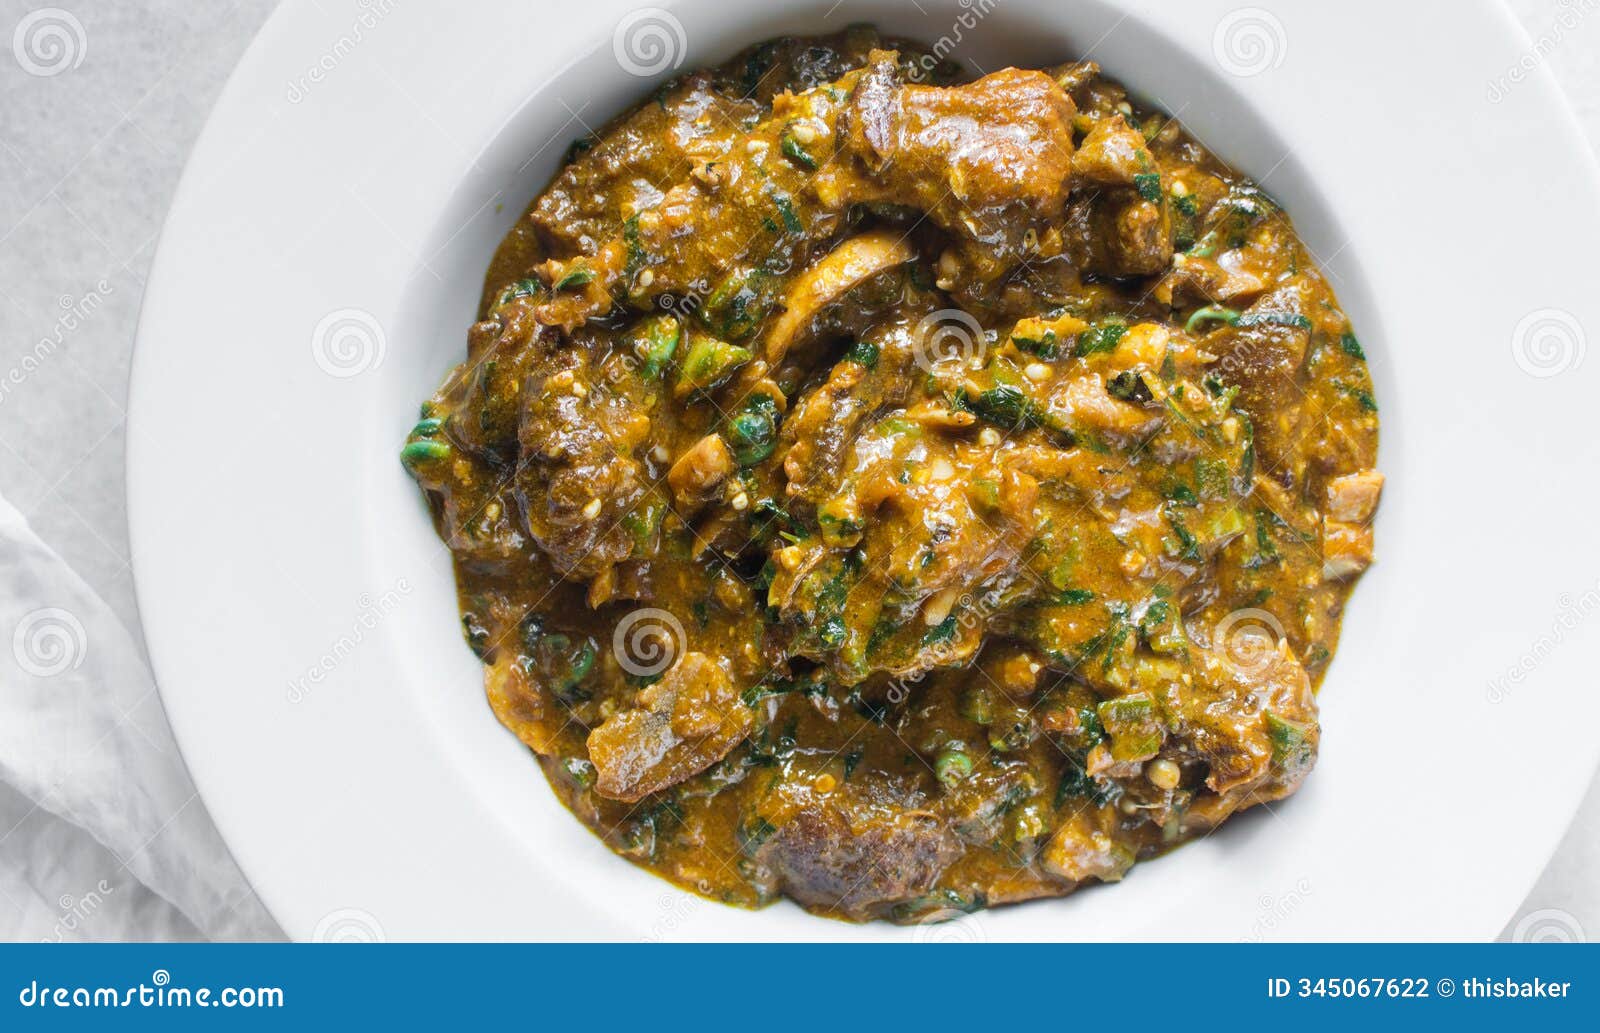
left=0, top=494, right=280, bottom=941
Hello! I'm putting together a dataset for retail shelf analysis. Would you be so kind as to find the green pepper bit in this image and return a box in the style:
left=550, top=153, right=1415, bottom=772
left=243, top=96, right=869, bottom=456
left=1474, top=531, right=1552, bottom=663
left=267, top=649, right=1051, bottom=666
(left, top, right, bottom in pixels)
left=725, top=394, right=780, bottom=466
left=676, top=332, right=752, bottom=397
left=935, top=746, right=974, bottom=788
left=1184, top=305, right=1242, bottom=334
left=628, top=314, right=681, bottom=378
left=400, top=439, right=451, bottom=470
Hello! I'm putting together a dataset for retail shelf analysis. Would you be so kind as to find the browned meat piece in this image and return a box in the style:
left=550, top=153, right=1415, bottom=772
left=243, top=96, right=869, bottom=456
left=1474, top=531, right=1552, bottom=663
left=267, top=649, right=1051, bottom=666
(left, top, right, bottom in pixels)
left=1072, top=115, right=1151, bottom=185
left=1062, top=115, right=1174, bottom=278
left=836, top=55, right=1077, bottom=286
left=513, top=345, right=651, bottom=582
left=529, top=72, right=756, bottom=260
left=666, top=434, right=735, bottom=512
left=1322, top=519, right=1375, bottom=580
left=755, top=790, right=963, bottom=918
left=587, top=652, right=753, bottom=802
left=483, top=655, right=564, bottom=756
left=1326, top=469, right=1384, bottom=523
left=1041, top=805, right=1134, bottom=884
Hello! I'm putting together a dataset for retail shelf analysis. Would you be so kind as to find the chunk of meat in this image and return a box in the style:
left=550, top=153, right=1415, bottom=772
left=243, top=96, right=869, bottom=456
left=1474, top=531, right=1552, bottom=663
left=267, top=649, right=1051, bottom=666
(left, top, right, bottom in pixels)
left=1326, top=469, right=1384, bottom=523
left=1048, top=374, right=1161, bottom=438
left=514, top=347, right=651, bottom=581
left=667, top=433, right=735, bottom=511
left=836, top=56, right=1078, bottom=285
left=1041, top=805, right=1134, bottom=884
left=1065, top=192, right=1172, bottom=278
left=587, top=652, right=753, bottom=802
left=1182, top=633, right=1320, bottom=802
left=1206, top=284, right=1315, bottom=467
left=1063, top=115, right=1173, bottom=277
left=484, top=655, right=564, bottom=756
left=755, top=790, right=963, bottom=918
left=1071, top=115, right=1151, bottom=185
left=1322, top=518, right=1375, bottom=580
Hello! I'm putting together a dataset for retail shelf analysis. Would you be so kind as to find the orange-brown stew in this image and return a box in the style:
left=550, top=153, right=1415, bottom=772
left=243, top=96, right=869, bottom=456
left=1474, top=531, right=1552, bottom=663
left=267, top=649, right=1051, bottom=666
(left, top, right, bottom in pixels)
left=402, top=28, right=1382, bottom=923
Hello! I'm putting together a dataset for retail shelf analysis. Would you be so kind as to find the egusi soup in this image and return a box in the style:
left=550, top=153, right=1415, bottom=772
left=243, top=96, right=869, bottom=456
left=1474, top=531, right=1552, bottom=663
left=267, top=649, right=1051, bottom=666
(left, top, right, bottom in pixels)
left=401, top=28, right=1382, bottom=923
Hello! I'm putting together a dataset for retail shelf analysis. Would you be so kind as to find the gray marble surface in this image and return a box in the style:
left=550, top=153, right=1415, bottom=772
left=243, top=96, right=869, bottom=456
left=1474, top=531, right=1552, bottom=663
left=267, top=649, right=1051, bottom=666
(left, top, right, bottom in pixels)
left=0, top=0, right=1593, bottom=940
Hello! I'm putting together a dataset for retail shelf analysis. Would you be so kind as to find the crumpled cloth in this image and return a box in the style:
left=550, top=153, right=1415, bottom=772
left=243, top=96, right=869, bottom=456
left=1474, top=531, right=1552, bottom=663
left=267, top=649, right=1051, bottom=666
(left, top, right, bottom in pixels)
left=0, top=494, right=281, bottom=941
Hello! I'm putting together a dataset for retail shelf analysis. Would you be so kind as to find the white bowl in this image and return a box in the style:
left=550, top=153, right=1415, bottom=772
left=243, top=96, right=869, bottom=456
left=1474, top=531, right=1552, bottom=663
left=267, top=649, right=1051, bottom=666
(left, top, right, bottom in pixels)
left=129, top=0, right=1600, bottom=940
